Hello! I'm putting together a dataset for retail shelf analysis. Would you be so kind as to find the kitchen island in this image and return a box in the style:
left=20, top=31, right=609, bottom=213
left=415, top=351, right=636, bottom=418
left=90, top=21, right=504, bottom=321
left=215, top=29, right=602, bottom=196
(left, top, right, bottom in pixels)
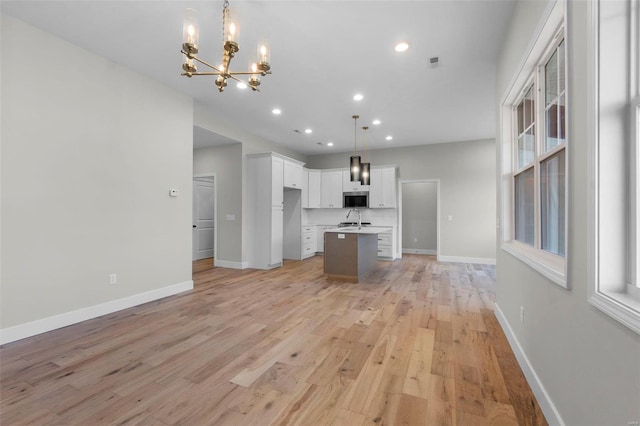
left=323, top=226, right=390, bottom=282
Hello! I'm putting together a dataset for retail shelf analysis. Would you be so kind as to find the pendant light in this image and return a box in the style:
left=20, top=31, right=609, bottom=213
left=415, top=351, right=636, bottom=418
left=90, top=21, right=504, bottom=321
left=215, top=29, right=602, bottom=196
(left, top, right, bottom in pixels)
left=350, top=115, right=361, bottom=181
left=360, top=126, right=371, bottom=185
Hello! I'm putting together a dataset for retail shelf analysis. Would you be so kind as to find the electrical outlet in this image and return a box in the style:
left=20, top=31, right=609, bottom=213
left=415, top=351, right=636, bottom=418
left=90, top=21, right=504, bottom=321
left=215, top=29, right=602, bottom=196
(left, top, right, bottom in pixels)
left=413, top=237, right=418, bottom=243
left=520, top=306, right=525, bottom=323
left=109, top=274, right=117, bottom=285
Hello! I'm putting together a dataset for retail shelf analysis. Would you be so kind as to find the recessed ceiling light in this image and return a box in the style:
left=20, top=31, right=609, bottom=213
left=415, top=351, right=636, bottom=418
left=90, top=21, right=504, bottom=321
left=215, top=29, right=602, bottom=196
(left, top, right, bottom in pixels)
left=327, top=142, right=334, bottom=147
left=237, top=82, right=248, bottom=89
left=353, top=93, right=364, bottom=101
left=305, top=129, right=312, bottom=134
left=395, top=42, right=409, bottom=52
left=272, top=108, right=282, bottom=115
left=385, top=135, right=393, bottom=141
left=372, top=119, right=381, bottom=125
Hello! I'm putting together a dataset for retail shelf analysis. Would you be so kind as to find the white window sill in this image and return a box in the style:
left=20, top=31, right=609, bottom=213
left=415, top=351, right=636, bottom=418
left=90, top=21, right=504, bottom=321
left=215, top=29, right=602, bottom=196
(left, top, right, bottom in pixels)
left=589, top=289, right=640, bottom=335
left=501, top=241, right=567, bottom=288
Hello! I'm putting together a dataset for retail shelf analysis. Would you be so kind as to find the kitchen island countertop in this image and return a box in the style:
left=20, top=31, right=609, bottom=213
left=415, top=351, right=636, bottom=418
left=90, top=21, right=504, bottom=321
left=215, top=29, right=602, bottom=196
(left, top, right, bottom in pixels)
left=323, top=226, right=390, bottom=234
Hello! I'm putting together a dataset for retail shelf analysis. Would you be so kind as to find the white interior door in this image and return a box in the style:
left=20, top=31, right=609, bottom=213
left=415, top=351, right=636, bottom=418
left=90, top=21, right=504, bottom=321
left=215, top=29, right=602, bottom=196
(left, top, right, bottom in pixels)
left=193, top=178, right=215, bottom=261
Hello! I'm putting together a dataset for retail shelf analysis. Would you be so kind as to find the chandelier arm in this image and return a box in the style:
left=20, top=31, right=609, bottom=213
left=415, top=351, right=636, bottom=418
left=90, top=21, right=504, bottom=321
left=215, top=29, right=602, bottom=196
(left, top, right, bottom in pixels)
left=187, top=54, right=224, bottom=73
left=182, top=72, right=223, bottom=76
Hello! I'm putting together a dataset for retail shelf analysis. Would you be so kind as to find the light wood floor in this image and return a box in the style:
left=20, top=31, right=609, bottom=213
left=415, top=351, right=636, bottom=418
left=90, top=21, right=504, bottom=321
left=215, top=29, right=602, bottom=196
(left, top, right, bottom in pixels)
left=1, top=255, right=546, bottom=425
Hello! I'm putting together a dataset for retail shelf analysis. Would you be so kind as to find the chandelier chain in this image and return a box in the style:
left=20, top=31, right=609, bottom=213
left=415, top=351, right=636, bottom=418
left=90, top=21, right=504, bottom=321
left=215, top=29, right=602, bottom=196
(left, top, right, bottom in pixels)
left=222, top=0, right=229, bottom=56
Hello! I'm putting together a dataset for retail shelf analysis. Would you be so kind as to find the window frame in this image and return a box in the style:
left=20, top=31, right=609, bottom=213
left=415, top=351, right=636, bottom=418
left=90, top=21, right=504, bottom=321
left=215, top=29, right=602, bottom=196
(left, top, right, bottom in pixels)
left=500, top=1, right=569, bottom=289
left=588, top=0, right=640, bottom=335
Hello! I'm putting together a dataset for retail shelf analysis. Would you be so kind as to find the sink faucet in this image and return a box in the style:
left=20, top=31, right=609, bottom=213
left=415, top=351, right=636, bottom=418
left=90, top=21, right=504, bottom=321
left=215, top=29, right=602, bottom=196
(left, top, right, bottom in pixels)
left=346, top=208, right=362, bottom=229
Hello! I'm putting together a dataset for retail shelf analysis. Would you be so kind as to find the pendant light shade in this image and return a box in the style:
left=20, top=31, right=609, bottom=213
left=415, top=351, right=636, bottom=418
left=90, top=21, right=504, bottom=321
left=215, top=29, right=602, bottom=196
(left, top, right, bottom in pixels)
left=350, top=155, right=362, bottom=181
left=360, top=125, right=370, bottom=185
left=349, top=115, right=361, bottom=181
left=360, top=162, right=370, bottom=185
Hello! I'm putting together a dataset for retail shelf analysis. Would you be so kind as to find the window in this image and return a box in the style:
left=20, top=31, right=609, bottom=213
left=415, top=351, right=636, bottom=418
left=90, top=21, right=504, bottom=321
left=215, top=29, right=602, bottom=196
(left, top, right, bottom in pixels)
left=500, top=4, right=568, bottom=287
left=588, top=0, right=640, bottom=334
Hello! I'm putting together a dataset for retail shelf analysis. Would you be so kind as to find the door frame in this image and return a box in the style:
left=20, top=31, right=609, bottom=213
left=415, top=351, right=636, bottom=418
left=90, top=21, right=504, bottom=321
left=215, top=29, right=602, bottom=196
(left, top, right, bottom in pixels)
left=193, top=173, right=217, bottom=265
left=398, top=179, right=441, bottom=260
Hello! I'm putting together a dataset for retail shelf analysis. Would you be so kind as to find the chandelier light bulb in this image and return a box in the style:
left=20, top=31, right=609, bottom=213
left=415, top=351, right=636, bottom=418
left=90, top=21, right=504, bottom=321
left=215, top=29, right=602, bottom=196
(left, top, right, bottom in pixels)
left=272, top=108, right=282, bottom=115
left=228, top=23, right=236, bottom=41
left=353, top=94, right=364, bottom=101
left=182, top=8, right=200, bottom=53
left=372, top=119, right=381, bottom=125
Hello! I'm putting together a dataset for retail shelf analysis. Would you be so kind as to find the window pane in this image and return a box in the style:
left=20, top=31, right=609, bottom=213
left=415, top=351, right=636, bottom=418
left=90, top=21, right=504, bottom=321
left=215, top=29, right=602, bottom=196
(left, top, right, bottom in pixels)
left=517, top=102, right=524, bottom=135
left=515, top=167, right=535, bottom=246
left=558, top=94, right=566, bottom=144
left=541, top=149, right=566, bottom=256
left=546, top=49, right=558, bottom=105
left=518, top=132, right=535, bottom=168
left=558, top=40, right=565, bottom=93
left=546, top=103, right=558, bottom=151
left=524, top=87, right=534, bottom=130
left=517, top=86, right=535, bottom=168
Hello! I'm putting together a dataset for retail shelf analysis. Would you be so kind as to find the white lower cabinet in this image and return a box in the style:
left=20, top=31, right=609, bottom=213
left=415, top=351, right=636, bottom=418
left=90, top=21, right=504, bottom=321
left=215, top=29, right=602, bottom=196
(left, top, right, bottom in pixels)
left=271, top=206, right=284, bottom=264
left=316, top=226, right=331, bottom=252
left=377, top=230, right=393, bottom=259
left=302, top=226, right=316, bottom=259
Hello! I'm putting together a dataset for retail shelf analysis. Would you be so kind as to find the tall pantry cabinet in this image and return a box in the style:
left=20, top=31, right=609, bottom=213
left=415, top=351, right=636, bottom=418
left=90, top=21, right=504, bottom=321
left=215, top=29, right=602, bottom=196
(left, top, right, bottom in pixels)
left=247, top=153, right=285, bottom=269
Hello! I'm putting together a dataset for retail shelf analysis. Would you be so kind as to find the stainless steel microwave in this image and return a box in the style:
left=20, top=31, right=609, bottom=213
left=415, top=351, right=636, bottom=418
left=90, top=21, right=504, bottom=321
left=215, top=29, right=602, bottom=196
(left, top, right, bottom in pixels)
left=343, top=192, right=369, bottom=208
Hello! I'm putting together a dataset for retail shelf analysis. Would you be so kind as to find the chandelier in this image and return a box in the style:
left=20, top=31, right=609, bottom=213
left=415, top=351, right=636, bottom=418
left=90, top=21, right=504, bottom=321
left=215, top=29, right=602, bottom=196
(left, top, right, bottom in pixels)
left=181, top=0, right=271, bottom=92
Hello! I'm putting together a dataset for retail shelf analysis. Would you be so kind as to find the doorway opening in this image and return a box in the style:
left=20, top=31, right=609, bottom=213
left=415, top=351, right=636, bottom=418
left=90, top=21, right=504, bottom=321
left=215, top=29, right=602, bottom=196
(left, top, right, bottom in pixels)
left=193, top=175, right=216, bottom=273
left=399, top=180, right=440, bottom=258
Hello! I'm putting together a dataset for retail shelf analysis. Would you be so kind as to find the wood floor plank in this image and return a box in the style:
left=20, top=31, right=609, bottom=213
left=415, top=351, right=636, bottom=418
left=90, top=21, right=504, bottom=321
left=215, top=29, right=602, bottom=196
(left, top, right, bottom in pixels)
left=0, top=255, right=547, bottom=425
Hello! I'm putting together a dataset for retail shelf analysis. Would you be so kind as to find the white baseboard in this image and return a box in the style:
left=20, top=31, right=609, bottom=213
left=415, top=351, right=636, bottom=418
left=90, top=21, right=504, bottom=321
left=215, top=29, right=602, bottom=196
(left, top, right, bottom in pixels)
left=402, top=248, right=437, bottom=255
left=0, top=280, right=193, bottom=345
left=494, top=304, right=565, bottom=426
left=213, top=259, right=248, bottom=269
left=437, top=255, right=496, bottom=265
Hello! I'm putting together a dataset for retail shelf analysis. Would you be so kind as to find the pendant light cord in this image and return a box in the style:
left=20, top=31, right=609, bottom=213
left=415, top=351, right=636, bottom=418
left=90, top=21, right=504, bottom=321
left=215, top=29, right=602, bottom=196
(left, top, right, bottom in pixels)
left=362, top=126, right=368, bottom=162
left=353, top=115, right=359, bottom=155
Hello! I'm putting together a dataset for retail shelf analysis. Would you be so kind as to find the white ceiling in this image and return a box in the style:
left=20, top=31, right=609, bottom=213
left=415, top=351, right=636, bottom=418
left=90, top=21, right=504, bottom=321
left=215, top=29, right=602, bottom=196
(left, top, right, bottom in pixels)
left=1, top=1, right=515, bottom=155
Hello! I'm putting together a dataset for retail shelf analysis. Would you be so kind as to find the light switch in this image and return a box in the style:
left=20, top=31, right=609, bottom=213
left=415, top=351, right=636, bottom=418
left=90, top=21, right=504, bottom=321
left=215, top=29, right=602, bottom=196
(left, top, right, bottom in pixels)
left=338, top=234, right=345, bottom=239
left=226, top=214, right=235, bottom=221
left=447, top=215, right=453, bottom=221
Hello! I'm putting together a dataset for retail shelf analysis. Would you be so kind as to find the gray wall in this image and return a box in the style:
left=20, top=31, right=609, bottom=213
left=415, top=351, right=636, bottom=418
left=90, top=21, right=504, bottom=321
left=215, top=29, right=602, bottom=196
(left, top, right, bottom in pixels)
left=193, top=144, right=243, bottom=265
left=402, top=182, right=437, bottom=252
left=1, top=16, right=193, bottom=328
left=307, top=139, right=496, bottom=260
left=496, top=1, right=640, bottom=424
left=193, top=108, right=308, bottom=265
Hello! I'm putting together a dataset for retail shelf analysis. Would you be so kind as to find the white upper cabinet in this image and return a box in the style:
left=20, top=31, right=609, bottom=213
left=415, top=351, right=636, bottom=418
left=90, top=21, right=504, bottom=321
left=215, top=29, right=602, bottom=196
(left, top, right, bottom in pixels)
left=271, top=156, right=284, bottom=206
left=369, top=166, right=396, bottom=208
left=302, top=169, right=309, bottom=208
left=321, top=170, right=343, bottom=208
left=307, top=169, right=322, bottom=208
left=283, top=159, right=303, bottom=189
left=342, top=170, right=370, bottom=192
